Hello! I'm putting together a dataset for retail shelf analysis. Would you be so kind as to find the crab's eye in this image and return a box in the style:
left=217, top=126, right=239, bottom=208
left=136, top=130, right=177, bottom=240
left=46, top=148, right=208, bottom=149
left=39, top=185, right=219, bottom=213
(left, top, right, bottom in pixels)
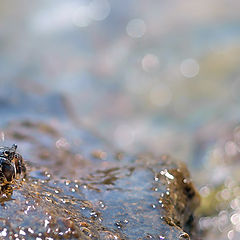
left=4, top=150, right=10, bottom=157
left=12, top=144, right=17, bottom=151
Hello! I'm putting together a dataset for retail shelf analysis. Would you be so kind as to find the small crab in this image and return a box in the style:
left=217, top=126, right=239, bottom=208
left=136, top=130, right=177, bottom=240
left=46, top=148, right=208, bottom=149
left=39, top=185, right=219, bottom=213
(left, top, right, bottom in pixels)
left=0, top=144, right=26, bottom=184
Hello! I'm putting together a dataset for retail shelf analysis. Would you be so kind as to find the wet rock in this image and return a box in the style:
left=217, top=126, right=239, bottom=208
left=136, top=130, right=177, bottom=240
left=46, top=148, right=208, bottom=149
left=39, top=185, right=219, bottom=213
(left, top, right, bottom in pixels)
left=0, top=142, right=200, bottom=239
left=0, top=90, right=200, bottom=239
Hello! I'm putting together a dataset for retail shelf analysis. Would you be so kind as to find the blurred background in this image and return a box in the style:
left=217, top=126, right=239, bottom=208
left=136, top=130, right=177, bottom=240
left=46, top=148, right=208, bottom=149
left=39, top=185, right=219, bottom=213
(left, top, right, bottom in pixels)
left=1, top=1, right=240, bottom=239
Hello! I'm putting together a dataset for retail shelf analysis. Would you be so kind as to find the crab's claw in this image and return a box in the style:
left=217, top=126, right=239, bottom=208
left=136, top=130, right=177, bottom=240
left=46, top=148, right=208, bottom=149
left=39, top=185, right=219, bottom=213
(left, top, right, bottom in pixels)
left=13, top=153, right=26, bottom=177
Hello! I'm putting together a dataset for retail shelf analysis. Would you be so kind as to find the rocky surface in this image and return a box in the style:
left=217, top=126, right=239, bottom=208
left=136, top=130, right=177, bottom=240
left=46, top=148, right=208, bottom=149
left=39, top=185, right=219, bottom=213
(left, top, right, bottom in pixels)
left=0, top=153, right=200, bottom=240
left=0, top=90, right=200, bottom=239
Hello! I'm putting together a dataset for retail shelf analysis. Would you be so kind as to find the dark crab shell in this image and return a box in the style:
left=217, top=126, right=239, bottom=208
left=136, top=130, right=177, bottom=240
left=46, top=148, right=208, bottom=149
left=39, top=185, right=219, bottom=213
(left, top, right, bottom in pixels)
left=0, top=144, right=26, bottom=184
left=0, top=157, right=16, bottom=183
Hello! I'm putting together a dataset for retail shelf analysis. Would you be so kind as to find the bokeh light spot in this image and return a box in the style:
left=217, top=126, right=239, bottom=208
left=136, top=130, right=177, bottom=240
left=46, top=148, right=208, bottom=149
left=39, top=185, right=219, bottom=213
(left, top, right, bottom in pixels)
left=180, top=58, right=199, bottom=78
left=89, top=0, right=111, bottom=21
left=231, top=213, right=240, bottom=225
left=227, top=230, right=234, bottom=240
left=141, top=54, right=159, bottom=72
left=126, top=18, right=146, bottom=38
left=199, top=186, right=210, bottom=197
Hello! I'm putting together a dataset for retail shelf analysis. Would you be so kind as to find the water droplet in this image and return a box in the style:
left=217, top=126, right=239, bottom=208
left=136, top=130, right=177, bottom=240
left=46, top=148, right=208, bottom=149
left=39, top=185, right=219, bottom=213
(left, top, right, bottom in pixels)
left=28, top=228, right=34, bottom=234
left=44, top=219, right=50, bottom=228
left=98, top=200, right=105, bottom=209
left=160, top=169, right=174, bottom=180
left=19, top=229, right=26, bottom=235
left=179, top=232, right=190, bottom=239
left=90, top=211, right=98, bottom=219
left=115, top=221, right=122, bottom=229
left=0, top=228, right=7, bottom=237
